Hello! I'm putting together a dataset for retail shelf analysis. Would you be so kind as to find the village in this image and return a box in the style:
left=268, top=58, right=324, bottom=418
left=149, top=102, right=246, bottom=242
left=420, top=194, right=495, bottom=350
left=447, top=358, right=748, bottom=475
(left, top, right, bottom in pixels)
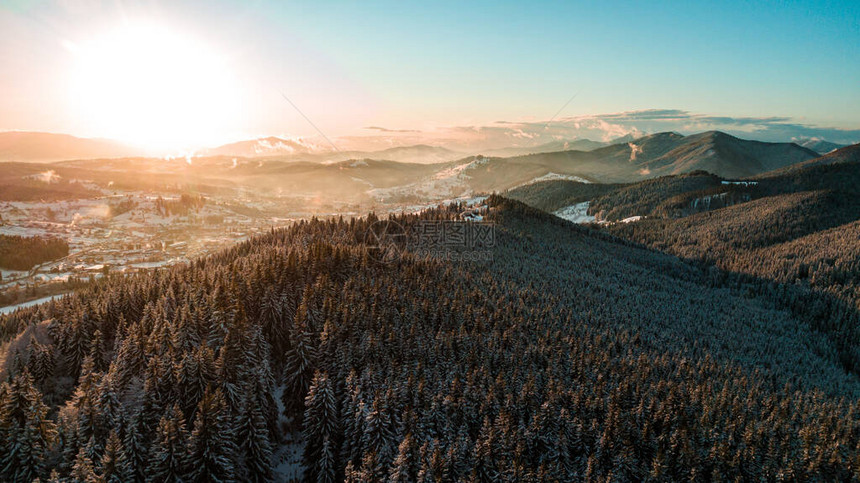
left=0, top=189, right=281, bottom=311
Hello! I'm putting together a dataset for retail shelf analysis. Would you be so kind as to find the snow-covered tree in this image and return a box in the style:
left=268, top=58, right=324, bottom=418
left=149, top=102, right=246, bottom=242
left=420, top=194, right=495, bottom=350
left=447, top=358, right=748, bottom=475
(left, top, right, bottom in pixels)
left=147, top=404, right=189, bottom=483
left=186, top=388, right=236, bottom=483
left=237, top=393, right=274, bottom=483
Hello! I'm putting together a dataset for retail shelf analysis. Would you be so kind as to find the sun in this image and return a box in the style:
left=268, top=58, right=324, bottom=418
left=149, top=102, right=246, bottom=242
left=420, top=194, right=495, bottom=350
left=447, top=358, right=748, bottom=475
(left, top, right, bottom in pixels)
left=67, top=22, right=241, bottom=152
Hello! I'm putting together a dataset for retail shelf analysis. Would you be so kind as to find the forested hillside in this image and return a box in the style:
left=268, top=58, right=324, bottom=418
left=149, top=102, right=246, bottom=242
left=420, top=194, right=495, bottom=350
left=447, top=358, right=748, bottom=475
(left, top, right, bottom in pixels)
left=512, top=143, right=860, bottom=223
left=504, top=180, right=622, bottom=213
left=601, top=156, right=860, bottom=382
left=1, top=196, right=859, bottom=481
left=0, top=235, right=70, bottom=271
left=587, top=172, right=723, bottom=221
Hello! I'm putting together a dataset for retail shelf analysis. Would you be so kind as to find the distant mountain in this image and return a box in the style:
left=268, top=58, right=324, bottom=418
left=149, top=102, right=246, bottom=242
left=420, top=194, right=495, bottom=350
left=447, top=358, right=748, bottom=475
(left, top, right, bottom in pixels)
left=0, top=131, right=138, bottom=163
left=455, top=131, right=817, bottom=188
left=483, top=137, right=628, bottom=158
left=638, top=131, right=820, bottom=179
left=205, top=136, right=323, bottom=157
left=207, top=138, right=462, bottom=164
left=327, top=144, right=462, bottom=164
left=760, top=142, right=860, bottom=175
left=794, top=138, right=846, bottom=155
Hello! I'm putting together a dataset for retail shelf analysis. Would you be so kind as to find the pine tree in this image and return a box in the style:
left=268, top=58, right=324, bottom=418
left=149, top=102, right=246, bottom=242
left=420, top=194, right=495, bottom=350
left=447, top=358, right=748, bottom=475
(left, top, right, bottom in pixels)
left=96, top=376, right=122, bottom=440
left=0, top=370, right=56, bottom=482
left=176, top=346, right=215, bottom=419
left=471, top=419, right=498, bottom=483
left=361, top=396, right=396, bottom=476
left=122, top=411, right=149, bottom=483
left=100, top=430, right=125, bottom=483
left=186, top=388, right=237, bottom=483
left=147, top=405, right=189, bottom=483
left=237, top=393, right=274, bottom=483
left=90, top=329, right=109, bottom=372
left=388, top=432, right=420, bottom=483
left=303, top=371, right=339, bottom=482
left=113, top=327, right=146, bottom=386
left=216, top=319, right=248, bottom=412
left=282, top=318, right=316, bottom=415
left=317, top=435, right=337, bottom=483
left=27, top=339, right=54, bottom=385
left=71, top=446, right=98, bottom=483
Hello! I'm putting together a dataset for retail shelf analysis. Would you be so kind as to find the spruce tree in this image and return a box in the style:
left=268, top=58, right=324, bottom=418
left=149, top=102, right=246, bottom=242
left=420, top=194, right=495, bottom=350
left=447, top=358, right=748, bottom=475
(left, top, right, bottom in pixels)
left=186, top=388, right=237, bottom=483
left=303, top=371, right=339, bottom=481
left=147, top=404, right=189, bottom=483
left=388, top=432, right=420, bottom=483
left=0, top=370, right=56, bottom=482
left=100, top=430, right=125, bottom=483
left=237, top=393, right=274, bottom=483
left=71, top=446, right=98, bottom=483
left=282, top=317, right=316, bottom=415
left=317, top=435, right=337, bottom=483
left=361, top=396, right=396, bottom=476
left=121, top=411, right=149, bottom=483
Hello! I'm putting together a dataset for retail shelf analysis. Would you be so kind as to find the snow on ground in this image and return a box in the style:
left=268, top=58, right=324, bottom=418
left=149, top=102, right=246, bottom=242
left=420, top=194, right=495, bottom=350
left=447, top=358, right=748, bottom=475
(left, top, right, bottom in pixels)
left=273, top=438, right=305, bottom=483
left=272, top=384, right=305, bottom=482
left=432, top=156, right=489, bottom=180
left=0, top=293, right=67, bottom=315
left=692, top=192, right=729, bottom=210
left=460, top=195, right=489, bottom=206
left=553, top=202, right=646, bottom=225
left=32, top=272, right=72, bottom=283
left=722, top=181, right=758, bottom=186
left=389, top=195, right=490, bottom=216
left=129, top=260, right=174, bottom=269
left=553, top=202, right=596, bottom=223
left=369, top=157, right=491, bottom=202
left=1, top=269, right=27, bottom=280
left=526, top=172, right=592, bottom=185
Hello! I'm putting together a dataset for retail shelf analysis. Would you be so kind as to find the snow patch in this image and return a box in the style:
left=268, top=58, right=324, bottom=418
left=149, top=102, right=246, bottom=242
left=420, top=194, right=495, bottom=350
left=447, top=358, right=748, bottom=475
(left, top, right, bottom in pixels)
left=433, top=156, right=489, bottom=181
left=526, top=172, right=591, bottom=185
left=553, top=202, right=596, bottom=224
left=0, top=294, right=67, bottom=315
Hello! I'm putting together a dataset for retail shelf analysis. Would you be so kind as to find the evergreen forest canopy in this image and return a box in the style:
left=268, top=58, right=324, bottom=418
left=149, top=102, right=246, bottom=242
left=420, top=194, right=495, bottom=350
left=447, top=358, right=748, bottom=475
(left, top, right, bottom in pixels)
left=0, top=235, right=70, bottom=272
left=1, top=192, right=859, bottom=481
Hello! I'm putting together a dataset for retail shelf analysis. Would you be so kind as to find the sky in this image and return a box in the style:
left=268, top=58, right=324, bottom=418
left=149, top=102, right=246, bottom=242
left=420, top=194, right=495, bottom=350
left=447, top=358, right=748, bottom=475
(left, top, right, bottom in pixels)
left=1, top=0, right=859, bottom=151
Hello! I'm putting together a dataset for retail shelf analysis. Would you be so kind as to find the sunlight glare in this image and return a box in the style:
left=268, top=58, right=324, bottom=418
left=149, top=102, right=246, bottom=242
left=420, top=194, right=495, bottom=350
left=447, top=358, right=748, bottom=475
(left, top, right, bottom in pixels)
left=68, top=22, right=241, bottom=152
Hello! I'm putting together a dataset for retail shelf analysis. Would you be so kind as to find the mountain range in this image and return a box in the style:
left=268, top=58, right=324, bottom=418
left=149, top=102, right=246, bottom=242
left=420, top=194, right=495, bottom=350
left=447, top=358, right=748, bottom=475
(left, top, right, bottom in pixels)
left=0, top=132, right=140, bottom=163
left=3, top=156, right=860, bottom=479
left=0, top=130, right=830, bottom=169
left=2, top=129, right=860, bottom=482
left=2, top=130, right=845, bottom=209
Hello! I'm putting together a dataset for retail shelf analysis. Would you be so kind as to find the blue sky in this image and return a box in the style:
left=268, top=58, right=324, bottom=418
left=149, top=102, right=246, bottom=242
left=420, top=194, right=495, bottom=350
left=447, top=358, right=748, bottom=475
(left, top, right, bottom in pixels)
left=1, top=0, right=858, bottom=149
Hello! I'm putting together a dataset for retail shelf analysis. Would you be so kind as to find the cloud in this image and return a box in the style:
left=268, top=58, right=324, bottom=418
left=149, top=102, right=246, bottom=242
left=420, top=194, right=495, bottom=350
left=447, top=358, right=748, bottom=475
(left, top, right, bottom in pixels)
left=328, top=109, right=859, bottom=155
left=419, top=109, right=860, bottom=152
left=561, top=109, right=860, bottom=144
left=364, top=126, right=422, bottom=133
